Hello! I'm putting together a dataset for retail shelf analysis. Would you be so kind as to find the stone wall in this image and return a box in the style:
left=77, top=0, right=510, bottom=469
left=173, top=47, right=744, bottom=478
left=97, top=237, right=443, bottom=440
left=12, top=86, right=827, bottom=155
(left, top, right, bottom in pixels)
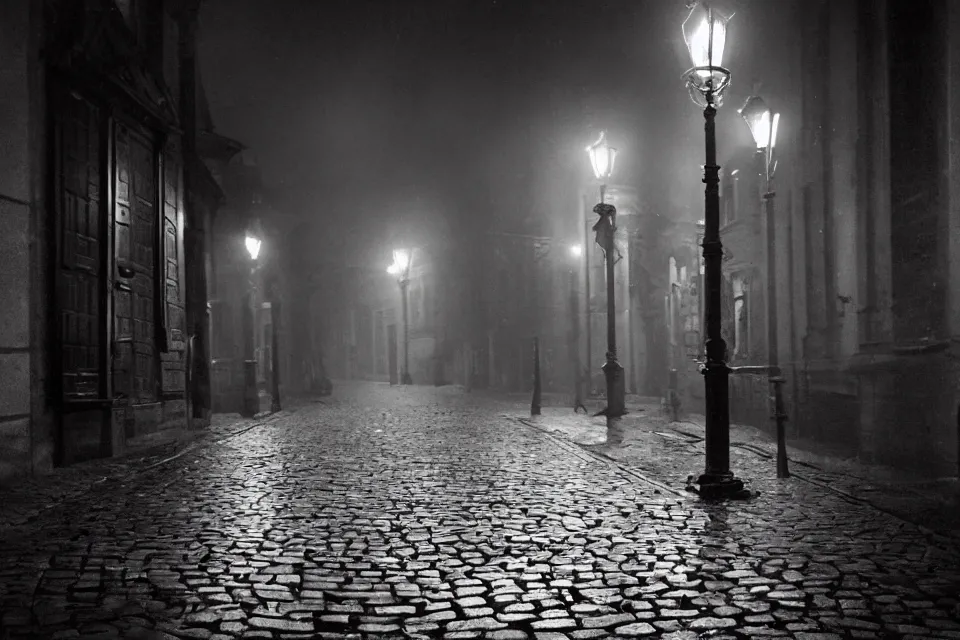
left=0, top=0, right=48, bottom=481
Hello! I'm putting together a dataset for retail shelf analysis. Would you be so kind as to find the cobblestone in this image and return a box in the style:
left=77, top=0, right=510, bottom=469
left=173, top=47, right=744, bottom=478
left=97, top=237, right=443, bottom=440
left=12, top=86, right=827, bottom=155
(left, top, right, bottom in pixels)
left=0, top=382, right=958, bottom=639
left=518, top=399, right=960, bottom=539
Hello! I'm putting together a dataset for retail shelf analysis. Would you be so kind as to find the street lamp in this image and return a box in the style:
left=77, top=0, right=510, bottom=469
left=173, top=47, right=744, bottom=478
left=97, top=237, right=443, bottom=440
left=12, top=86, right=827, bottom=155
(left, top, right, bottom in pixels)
left=240, top=232, right=262, bottom=417
left=586, top=131, right=618, bottom=204
left=681, top=1, right=749, bottom=499
left=567, top=244, right=587, bottom=414
left=740, top=94, right=788, bottom=479
left=585, top=131, right=626, bottom=443
left=388, top=249, right=413, bottom=385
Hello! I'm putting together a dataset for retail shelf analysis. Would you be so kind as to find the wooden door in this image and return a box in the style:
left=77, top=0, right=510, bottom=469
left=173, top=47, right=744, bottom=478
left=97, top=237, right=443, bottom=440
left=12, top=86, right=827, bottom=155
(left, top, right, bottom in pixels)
left=55, top=92, right=106, bottom=401
left=114, top=122, right=160, bottom=404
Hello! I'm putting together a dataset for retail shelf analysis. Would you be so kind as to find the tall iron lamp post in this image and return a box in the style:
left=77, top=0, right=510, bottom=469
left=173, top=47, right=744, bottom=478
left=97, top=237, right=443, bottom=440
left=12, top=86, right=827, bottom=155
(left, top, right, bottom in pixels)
left=240, top=232, right=262, bottom=418
left=267, top=275, right=282, bottom=414
left=681, top=1, right=749, bottom=499
left=387, top=249, right=413, bottom=385
left=740, top=94, right=789, bottom=478
left=585, top=131, right=626, bottom=442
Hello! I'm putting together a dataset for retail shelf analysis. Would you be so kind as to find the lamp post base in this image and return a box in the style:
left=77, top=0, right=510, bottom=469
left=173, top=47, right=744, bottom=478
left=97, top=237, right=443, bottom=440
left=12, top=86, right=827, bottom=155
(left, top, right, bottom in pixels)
left=601, top=358, right=626, bottom=414
left=601, top=358, right=626, bottom=445
left=695, top=472, right=752, bottom=500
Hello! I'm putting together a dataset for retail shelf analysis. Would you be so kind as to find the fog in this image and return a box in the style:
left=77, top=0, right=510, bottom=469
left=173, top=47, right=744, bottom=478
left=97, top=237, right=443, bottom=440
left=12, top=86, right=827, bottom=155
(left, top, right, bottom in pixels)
left=196, top=0, right=960, bottom=480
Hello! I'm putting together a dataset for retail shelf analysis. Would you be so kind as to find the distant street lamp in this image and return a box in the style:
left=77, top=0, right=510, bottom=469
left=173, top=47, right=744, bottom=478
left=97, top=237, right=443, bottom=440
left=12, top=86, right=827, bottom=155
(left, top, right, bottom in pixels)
left=568, top=244, right=587, bottom=413
left=387, top=249, right=413, bottom=385
left=740, top=94, right=788, bottom=479
left=585, top=131, right=626, bottom=442
left=240, top=232, right=262, bottom=417
left=681, top=1, right=749, bottom=499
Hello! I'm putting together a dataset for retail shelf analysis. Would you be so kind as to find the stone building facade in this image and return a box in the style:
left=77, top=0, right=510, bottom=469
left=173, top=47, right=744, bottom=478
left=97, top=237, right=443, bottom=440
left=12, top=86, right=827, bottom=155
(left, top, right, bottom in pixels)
left=665, top=0, right=960, bottom=478
left=0, top=0, right=216, bottom=481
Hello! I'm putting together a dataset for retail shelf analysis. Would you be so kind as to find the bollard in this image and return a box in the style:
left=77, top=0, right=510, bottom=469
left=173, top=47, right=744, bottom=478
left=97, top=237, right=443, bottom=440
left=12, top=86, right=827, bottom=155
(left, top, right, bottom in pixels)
left=668, top=368, right=681, bottom=422
left=772, top=376, right=790, bottom=479
left=531, top=337, right=542, bottom=416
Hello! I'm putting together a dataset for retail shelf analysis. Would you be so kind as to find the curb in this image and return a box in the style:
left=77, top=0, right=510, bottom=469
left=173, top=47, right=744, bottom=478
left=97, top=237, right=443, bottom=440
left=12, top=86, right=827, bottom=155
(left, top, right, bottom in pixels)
left=626, top=422, right=960, bottom=550
left=0, top=410, right=291, bottom=533
left=511, top=415, right=689, bottom=499
left=117, top=410, right=289, bottom=481
left=513, top=413, right=960, bottom=550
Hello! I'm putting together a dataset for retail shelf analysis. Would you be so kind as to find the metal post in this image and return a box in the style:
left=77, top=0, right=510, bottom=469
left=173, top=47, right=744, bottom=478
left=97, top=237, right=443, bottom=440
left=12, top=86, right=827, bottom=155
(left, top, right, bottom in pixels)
left=763, top=170, right=789, bottom=478
left=570, top=268, right=585, bottom=413
left=531, top=336, right=542, bottom=416
left=240, top=270, right=258, bottom=417
left=270, top=298, right=282, bottom=413
left=595, top=195, right=625, bottom=443
left=400, top=278, right=412, bottom=385
left=697, top=98, right=747, bottom=499
left=668, top=368, right=680, bottom=422
left=583, top=195, right=593, bottom=395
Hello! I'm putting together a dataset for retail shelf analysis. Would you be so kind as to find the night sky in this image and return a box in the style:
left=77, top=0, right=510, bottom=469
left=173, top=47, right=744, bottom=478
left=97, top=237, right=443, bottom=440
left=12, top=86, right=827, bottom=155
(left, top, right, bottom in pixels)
left=198, top=0, right=767, bottom=262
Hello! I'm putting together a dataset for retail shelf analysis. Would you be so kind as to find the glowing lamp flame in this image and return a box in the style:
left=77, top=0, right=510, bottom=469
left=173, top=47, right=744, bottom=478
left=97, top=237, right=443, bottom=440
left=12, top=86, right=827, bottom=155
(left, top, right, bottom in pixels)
left=392, top=249, right=410, bottom=271
left=245, top=235, right=261, bottom=260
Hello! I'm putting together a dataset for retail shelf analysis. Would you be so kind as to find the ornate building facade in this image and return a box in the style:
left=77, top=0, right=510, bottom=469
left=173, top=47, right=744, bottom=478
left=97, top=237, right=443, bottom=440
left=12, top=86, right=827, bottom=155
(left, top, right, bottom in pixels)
left=0, top=0, right=218, bottom=480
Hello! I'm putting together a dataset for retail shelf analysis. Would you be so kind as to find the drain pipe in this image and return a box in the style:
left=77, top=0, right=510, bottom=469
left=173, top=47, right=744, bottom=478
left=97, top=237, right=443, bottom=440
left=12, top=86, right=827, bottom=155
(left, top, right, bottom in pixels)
left=185, top=334, right=195, bottom=431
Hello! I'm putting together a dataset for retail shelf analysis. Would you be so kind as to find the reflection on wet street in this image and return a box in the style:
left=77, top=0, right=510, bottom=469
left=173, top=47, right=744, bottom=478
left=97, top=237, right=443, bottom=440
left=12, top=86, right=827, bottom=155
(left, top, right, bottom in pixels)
left=1, top=383, right=959, bottom=639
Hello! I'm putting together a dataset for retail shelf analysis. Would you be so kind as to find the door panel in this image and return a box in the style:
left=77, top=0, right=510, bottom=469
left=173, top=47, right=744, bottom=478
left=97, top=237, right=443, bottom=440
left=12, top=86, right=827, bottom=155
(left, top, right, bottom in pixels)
left=114, top=122, right=159, bottom=404
left=57, top=92, right=105, bottom=400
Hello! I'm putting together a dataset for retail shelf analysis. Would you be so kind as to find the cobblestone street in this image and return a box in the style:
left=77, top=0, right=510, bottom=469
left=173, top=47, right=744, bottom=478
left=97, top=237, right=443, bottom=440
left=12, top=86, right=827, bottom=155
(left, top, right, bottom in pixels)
left=2, top=383, right=960, bottom=639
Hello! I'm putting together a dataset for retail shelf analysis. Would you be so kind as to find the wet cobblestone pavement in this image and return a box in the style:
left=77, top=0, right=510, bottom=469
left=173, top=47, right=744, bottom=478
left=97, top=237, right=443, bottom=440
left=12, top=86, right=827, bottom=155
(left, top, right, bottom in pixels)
left=2, top=383, right=960, bottom=639
left=0, top=410, right=292, bottom=535
left=519, top=405, right=960, bottom=542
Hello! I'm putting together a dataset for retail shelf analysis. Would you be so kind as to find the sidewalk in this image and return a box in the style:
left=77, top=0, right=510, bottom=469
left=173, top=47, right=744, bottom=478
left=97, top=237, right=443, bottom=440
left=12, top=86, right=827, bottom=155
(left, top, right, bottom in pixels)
left=499, top=392, right=960, bottom=541
left=0, top=397, right=305, bottom=533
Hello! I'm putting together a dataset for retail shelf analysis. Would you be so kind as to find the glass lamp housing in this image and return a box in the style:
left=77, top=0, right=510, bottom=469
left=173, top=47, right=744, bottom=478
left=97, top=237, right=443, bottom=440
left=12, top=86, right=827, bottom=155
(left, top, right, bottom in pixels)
left=739, top=95, right=779, bottom=150
left=683, top=2, right=728, bottom=74
left=681, top=2, right=733, bottom=106
left=585, top=131, right=617, bottom=181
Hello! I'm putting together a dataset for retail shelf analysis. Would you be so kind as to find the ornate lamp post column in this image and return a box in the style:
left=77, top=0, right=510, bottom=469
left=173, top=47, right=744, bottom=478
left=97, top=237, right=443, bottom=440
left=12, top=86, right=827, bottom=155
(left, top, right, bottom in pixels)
left=240, top=232, right=262, bottom=418
left=388, top=249, right=413, bottom=385
left=740, top=94, right=789, bottom=478
left=681, top=1, right=749, bottom=499
left=585, top=131, right=626, bottom=442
